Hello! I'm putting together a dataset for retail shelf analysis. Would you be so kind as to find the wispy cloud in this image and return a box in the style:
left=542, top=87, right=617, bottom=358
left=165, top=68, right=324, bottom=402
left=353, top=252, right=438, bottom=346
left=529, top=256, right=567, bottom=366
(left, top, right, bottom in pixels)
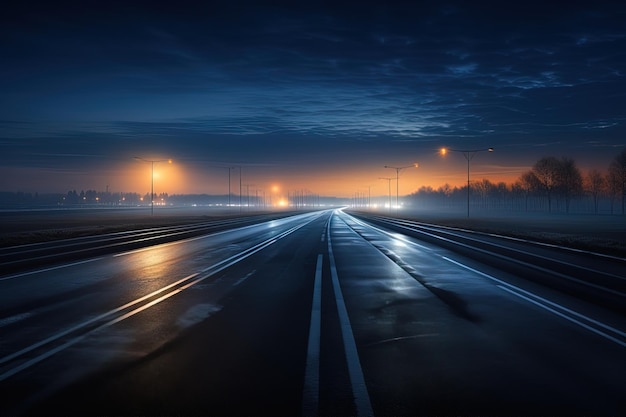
left=1, top=1, right=625, bottom=192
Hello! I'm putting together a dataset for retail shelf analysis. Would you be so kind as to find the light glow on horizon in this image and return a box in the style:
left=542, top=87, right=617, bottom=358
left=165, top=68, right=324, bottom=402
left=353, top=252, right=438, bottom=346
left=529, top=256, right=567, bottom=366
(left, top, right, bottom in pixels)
left=0, top=152, right=531, bottom=196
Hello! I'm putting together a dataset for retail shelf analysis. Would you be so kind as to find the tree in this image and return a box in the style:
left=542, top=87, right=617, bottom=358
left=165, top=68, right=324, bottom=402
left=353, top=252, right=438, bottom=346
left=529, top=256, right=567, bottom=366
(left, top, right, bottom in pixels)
left=532, top=156, right=560, bottom=212
left=585, top=169, right=606, bottom=214
left=494, top=182, right=509, bottom=210
left=517, top=171, right=541, bottom=211
left=556, top=157, right=583, bottom=214
left=65, top=190, right=79, bottom=204
left=608, top=149, right=626, bottom=215
left=474, top=179, right=493, bottom=209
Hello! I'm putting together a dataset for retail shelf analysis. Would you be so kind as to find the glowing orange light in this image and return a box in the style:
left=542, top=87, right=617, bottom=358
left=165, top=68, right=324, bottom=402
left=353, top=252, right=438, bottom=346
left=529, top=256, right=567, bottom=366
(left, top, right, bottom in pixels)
left=278, top=198, right=287, bottom=207
left=440, top=148, right=447, bottom=156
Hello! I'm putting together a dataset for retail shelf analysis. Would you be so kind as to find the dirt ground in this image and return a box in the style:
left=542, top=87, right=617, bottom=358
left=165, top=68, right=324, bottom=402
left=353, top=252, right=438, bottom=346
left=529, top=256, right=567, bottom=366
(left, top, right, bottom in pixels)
left=1, top=206, right=625, bottom=257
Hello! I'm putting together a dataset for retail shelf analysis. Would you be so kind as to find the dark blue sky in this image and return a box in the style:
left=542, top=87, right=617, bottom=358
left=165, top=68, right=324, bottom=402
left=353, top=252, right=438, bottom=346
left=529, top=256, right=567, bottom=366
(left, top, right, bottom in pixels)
left=1, top=1, right=625, bottom=195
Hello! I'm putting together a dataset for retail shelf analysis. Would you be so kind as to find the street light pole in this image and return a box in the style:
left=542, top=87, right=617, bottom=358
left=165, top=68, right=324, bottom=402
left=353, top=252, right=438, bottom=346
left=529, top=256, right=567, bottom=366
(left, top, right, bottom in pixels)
left=150, top=160, right=154, bottom=215
left=440, top=147, right=494, bottom=218
left=384, top=164, right=418, bottom=209
left=228, top=167, right=234, bottom=207
left=134, top=157, right=171, bottom=215
left=238, top=166, right=242, bottom=213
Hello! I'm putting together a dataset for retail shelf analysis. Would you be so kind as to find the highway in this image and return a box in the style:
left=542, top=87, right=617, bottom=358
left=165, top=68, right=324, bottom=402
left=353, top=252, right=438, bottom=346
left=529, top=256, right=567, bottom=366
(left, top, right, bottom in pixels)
left=0, top=209, right=624, bottom=416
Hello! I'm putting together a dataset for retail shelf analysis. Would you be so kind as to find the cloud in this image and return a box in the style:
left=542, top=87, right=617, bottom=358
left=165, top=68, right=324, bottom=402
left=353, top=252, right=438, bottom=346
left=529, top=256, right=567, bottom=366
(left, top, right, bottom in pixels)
left=1, top=1, right=625, bottom=193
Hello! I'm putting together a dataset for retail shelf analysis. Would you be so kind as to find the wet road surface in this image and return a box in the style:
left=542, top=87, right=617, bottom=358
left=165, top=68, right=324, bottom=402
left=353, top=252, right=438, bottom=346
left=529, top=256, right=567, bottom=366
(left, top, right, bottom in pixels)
left=1, top=209, right=624, bottom=416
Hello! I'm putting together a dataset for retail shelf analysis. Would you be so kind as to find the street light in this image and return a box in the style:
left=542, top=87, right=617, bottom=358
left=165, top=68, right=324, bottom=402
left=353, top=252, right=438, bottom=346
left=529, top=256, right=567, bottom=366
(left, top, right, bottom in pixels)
left=384, top=163, right=418, bottom=209
left=134, top=157, right=172, bottom=215
left=237, top=166, right=242, bottom=213
left=379, top=177, right=395, bottom=212
left=440, top=147, right=494, bottom=218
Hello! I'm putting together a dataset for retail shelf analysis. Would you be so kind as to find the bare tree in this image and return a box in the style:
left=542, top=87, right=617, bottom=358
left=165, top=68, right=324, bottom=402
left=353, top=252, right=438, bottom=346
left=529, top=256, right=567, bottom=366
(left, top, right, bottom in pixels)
left=532, top=156, right=560, bottom=212
left=557, top=157, right=583, bottom=214
left=517, top=170, right=541, bottom=211
left=493, top=181, right=509, bottom=210
left=585, top=169, right=606, bottom=214
left=607, top=170, right=621, bottom=214
left=608, top=149, right=626, bottom=215
left=474, top=179, right=492, bottom=209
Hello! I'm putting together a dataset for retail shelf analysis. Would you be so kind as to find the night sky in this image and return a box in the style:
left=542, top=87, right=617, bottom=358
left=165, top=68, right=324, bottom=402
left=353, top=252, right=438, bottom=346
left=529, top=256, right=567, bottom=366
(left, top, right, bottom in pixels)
left=1, top=1, right=625, bottom=197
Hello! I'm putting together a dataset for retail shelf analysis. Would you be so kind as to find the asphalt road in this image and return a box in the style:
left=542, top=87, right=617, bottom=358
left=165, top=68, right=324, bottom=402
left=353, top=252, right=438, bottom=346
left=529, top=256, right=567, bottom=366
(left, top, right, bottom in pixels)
left=0, top=209, right=624, bottom=416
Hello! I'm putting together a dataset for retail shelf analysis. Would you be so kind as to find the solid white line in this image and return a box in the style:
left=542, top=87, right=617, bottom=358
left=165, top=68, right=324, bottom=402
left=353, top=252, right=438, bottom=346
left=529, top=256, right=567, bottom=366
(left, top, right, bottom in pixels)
left=1, top=211, right=325, bottom=279
left=109, top=211, right=322, bottom=258
left=302, top=254, right=323, bottom=417
left=0, top=284, right=188, bottom=382
left=0, top=235, right=277, bottom=368
left=327, top=214, right=374, bottom=417
left=498, top=285, right=626, bottom=348
left=0, top=258, right=102, bottom=281
left=343, top=214, right=626, bottom=345
left=0, top=214, right=323, bottom=381
left=383, top=217, right=625, bottom=283
left=0, top=271, right=200, bottom=367
left=442, top=256, right=626, bottom=348
left=0, top=312, right=33, bottom=328
left=388, top=215, right=626, bottom=262
left=112, top=222, right=264, bottom=257
left=345, top=214, right=431, bottom=251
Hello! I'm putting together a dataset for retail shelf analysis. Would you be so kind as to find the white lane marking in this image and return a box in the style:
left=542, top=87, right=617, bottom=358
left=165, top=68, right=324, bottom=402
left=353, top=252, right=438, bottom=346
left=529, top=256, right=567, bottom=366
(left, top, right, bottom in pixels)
left=0, top=312, right=33, bottom=328
left=0, top=235, right=274, bottom=369
left=348, top=212, right=624, bottom=297
left=112, top=221, right=274, bottom=257
left=233, top=270, right=256, bottom=286
left=443, top=256, right=626, bottom=348
left=0, top=271, right=199, bottom=367
left=114, top=210, right=328, bottom=258
left=0, top=214, right=325, bottom=381
left=0, top=258, right=103, bottom=281
left=497, top=285, right=626, bottom=348
left=0, top=282, right=190, bottom=382
left=389, top=216, right=626, bottom=262
left=374, top=215, right=626, bottom=283
left=302, top=254, right=324, bottom=417
left=345, top=212, right=626, bottom=345
left=0, top=211, right=326, bottom=281
left=328, top=214, right=374, bottom=417
left=6, top=213, right=326, bottom=356
left=345, top=214, right=431, bottom=251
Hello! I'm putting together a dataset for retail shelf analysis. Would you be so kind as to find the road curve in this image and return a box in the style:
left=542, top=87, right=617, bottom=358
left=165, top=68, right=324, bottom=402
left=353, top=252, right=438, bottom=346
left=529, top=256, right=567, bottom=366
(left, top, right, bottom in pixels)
left=0, top=209, right=624, bottom=416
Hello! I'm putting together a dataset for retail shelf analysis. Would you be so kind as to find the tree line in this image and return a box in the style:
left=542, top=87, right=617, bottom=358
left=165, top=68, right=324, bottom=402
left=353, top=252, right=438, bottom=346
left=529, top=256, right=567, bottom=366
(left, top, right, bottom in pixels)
left=407, top=149, right=626, bottom=215
left=0, top=190, right=157, bottom=208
